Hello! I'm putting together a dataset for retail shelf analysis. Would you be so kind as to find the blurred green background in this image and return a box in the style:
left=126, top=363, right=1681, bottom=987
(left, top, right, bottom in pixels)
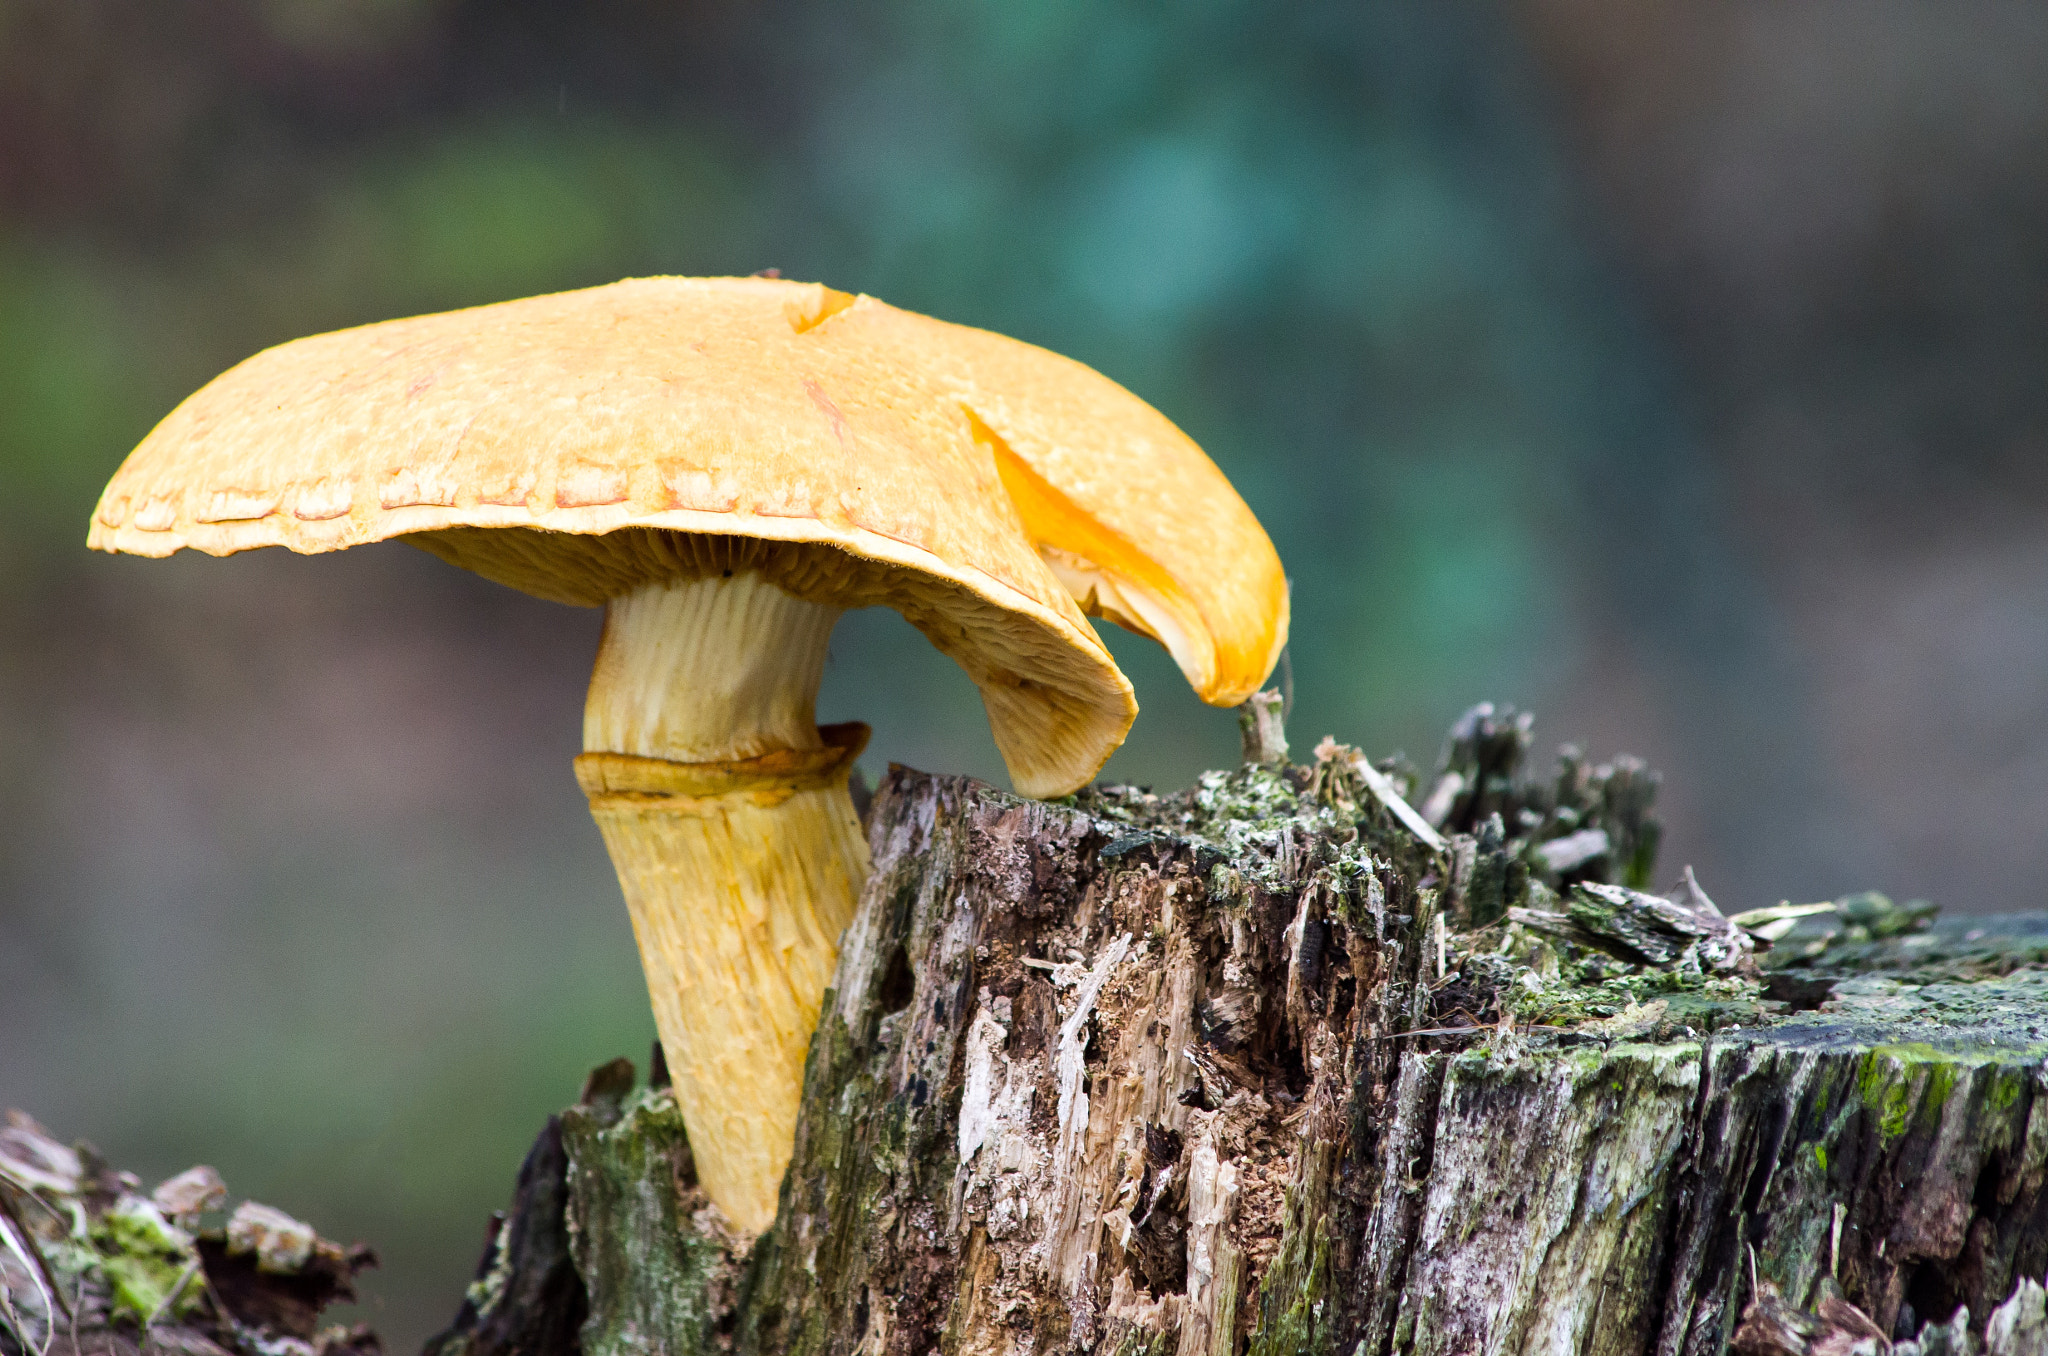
left=4, top=0, right=2045, bottom=1346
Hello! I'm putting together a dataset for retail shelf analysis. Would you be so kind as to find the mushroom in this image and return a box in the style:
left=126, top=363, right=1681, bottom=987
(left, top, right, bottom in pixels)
left=88, top=276, right=1288, bottom=1230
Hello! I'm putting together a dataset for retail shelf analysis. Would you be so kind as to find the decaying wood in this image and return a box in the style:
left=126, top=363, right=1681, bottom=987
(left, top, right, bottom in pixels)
left=0, top=1112, right=380, bottom=1356
left=13, top=706, right=2048, bottom=1356
left=420, top=706, right=2048, bottom=1355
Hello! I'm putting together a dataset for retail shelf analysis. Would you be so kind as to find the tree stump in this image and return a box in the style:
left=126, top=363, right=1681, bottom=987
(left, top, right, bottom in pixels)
left=11, top=710, right=2048, bottom=1356
left=423, top=716, right=2048, bottom=1356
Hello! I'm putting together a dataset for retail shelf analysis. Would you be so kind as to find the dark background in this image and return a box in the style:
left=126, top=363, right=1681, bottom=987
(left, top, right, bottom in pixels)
left=3, top=1, right=2044, bottom=1346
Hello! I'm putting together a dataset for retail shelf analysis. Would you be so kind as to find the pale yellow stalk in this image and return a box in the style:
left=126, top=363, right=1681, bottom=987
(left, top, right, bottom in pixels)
left=575, top=571, right=869, bottom=1231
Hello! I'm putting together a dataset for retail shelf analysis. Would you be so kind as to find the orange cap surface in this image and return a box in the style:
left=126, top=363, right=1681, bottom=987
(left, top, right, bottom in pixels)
left=89, top=276, right=1287, bottom=791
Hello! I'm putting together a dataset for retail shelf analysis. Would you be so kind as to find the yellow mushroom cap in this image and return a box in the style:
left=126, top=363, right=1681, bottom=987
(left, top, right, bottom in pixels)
left=88, top=276, right=1288, bottom=792
left=869, top=310, right=1289, bottom=707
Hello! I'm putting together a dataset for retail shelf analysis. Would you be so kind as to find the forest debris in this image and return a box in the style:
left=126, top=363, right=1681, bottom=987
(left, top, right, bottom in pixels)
left=0, top=1116, right=82, bottom=1198
left=1736, top=1271, right=2048, bottom=1355
left=1729, top=1280, right=1822, bottom=1354
left=1312, top=737, right=1445, bottom=853
left=1178, top=1118, right=1242, bottom=1356
left=1422, top=702, right=1664, bottom=894
left=1534, top=827, right=1609, bottom=874
left=0, top=1208, right=58, bottom=1351
left=0, top=1112, right=375, bottom=1356
left=955, top=1007, right=1009, bottom=1168
left=1731, top=901, right=1840, bottom=942
left=225, top=1205, right=314, bottom=1275
left=1742, top=892, right=1942, bottom=968
left=1510, top=867, right=1752, bottom=974
left=1982, top=1277, right=2048, bottom=1355
left=424, top=1114, right=590, bottom=1356
left=1424, top=702, right=1534, bottom=832
left=152, top=1170, right=227, bottom=1229
left=1054, top=934, right=1135, bottom=1181
left=1731, top=1288, right=1888, bottom=1354
left=1238, top=692, right=1288, bottom=767
left=1835, top=891, right=1941, bottom=939
left=1583, top=1000, right=1669, bottom=1042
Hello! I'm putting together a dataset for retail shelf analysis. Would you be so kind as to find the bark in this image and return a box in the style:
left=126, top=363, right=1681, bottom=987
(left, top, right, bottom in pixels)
left=423, top=729, right=2048, bottom=1356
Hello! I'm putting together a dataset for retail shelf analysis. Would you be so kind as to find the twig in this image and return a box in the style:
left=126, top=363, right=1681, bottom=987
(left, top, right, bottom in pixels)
left=1347, top=754, right=1447, bottom=853
left=0, top=1174, right=68, bottom=1235
left=0, top=1275, right=35, bottom=1356
left=1378, top=1026, right=1485, bottom=1041
left=0, top=1191, right=67, bottom=1336
left=143, top=1262, right=200, bottom=1330
left=1377, top=1024, right=1568, bottom=1041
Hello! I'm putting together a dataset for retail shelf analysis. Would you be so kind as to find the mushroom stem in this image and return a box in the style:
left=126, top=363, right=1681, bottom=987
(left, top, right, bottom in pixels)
left=576, top=570, right=868, bottom=1231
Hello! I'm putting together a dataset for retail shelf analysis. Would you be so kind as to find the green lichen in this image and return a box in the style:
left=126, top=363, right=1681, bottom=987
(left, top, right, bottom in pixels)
left=1923, top=1061, right=1962, bottom=1129
left=1189, top=765, right=1302, bottom=830
left=462, top=1221, right=516, bottom=1318
left=1079, top=757, right=1431, bottom=904
left=1769, top=910, right=2048, bottom=979
left=1854, top=1044, right=2024, bottom=1144
left=1854, top=1045, right=1979, bottom=1141
left=89, top=1197, right=202, bottom=1323
left=561, top=1087, right=739, bottom=1356
left=1858, top=1050, right=1915, bottom=1140
left=1500, top=953, right=1765, bottom=1033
